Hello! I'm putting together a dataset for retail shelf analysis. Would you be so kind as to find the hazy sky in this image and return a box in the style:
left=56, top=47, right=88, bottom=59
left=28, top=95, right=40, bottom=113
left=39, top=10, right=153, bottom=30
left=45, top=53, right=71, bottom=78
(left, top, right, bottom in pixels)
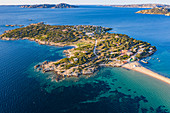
left=0, top=0, right=170, bottom=5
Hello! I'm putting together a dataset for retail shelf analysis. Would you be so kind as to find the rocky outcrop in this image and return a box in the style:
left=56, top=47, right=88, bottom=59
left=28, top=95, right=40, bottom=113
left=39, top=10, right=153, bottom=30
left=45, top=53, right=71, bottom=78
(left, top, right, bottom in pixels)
left=35, top=59, right=98, bottom=81
left=165, top=13, right=170, bottom=16
left=34, top=64, right=40, bottom=69
left=82, top=67, right=96, bottom=75
left=136, top=7, right=170, bottom=16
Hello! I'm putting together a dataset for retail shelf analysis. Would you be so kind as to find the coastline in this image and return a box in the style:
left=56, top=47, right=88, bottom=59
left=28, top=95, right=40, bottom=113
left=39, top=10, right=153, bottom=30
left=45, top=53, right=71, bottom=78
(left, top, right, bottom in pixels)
left=0, top=37, right=78, bottom=48
left=135, top=7, right=170, bottom=16
left=1, top=37, right=170, bottom=85
left=1, top=24, right=168, bottom=84
left=122, top=61, right=170, bottom=85
left=1, top=6, right=170, bottom=113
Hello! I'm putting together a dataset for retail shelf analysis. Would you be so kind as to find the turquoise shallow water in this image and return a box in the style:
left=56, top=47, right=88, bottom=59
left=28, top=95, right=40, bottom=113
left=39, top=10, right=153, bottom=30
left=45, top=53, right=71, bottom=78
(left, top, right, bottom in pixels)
left=0, top=6, right=170, bottom=113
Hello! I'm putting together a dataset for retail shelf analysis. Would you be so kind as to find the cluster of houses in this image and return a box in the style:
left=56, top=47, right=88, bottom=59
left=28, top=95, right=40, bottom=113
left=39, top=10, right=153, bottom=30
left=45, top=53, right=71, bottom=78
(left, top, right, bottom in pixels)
left=73, top=25, right=108, bottom=36
left=60, top=25, right=109, bottom=40
left=109, top=44, right=154, bottom=64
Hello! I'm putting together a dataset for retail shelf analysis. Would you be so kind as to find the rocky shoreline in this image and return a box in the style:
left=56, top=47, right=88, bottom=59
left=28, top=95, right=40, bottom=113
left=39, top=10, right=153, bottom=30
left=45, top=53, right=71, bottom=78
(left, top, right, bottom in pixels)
left=0, top=23, right=157, bottom=82
left=136, top=7, right=170, bottom=16
left=0, top=37, right=69, bottom=47
left=1, top=36, right=156, bottom=82
left=34, top=59, right=124, bottom=82
left=34, top=52, right=156, bottom=82
left=0, top=37, right=96, bottom=81
left=1, top=35, right=168, bottom=84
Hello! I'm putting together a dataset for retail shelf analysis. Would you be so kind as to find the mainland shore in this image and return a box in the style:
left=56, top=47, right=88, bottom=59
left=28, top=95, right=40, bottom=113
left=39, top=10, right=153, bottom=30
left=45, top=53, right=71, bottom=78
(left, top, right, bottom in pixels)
left=122, top=61, right=170, bottom=85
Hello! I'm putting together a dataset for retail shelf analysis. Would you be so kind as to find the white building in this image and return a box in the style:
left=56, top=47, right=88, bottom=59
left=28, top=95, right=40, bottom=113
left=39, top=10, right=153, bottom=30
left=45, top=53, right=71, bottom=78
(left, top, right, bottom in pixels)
left=73, top=58, right=78, bottom=61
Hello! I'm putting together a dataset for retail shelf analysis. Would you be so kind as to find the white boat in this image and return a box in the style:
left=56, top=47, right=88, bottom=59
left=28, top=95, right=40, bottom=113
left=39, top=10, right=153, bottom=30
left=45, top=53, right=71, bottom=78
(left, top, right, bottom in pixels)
left=141, top=60, right=148, bottom=64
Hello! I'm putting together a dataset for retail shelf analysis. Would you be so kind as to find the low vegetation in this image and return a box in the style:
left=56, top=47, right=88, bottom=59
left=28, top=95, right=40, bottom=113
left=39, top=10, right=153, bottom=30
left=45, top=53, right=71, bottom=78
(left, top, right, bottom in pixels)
left=0, top=23, right=157, bottom=78
left=136, top=7, right=170, bottom=16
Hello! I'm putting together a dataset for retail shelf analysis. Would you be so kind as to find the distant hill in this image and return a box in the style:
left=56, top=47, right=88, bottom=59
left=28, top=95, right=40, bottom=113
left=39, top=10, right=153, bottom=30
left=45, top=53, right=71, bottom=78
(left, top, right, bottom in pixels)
left=20, top=3, right=78, bottom=8
left=136, top=7, right=170, bottom=16
left=109, top=4, right=170, bottom=8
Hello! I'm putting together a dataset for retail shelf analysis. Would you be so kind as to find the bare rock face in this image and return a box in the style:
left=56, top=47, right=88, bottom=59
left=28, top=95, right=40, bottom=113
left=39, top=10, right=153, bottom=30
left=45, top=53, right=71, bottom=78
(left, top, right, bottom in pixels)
left=43, top=61, right=48, bottom=65
left=34, top=64, right=40, bottom=69
left=165, top=13, right=170, bottom=16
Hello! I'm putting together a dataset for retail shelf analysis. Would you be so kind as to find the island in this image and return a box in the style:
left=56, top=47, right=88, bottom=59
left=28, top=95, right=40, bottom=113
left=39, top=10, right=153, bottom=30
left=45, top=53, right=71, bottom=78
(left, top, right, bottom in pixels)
left=109, top=4, right=170, bottom=8
left=0, top=22, right=163, bottom=82
left=136, top=7, right=170, bottom=16
left=20, top=3, right=78, bottom=8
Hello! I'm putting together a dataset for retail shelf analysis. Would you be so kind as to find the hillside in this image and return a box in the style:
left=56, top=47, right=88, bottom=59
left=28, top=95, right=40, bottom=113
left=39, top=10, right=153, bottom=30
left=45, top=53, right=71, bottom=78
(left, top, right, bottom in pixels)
left=20, top=3, right=78, bottom=8
left=110, top=4, right=170, bottom=8
left=136, top=7, right=170, bottom=16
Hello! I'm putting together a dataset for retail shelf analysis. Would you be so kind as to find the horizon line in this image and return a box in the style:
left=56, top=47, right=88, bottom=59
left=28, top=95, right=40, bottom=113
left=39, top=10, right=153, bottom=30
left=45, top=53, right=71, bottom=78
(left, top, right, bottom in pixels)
left=0, top=3, right=170, bottom=5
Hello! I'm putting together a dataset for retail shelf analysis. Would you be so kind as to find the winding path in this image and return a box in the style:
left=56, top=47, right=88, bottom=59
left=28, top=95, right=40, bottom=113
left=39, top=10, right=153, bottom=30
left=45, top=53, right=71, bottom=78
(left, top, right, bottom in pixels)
left=93, top=39, right=98, bottom=57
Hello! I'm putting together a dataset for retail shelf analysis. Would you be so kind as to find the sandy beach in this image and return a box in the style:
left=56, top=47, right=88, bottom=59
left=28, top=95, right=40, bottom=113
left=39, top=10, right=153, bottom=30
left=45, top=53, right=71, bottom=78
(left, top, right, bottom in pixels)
left=122, top=61, right=170, bottom=85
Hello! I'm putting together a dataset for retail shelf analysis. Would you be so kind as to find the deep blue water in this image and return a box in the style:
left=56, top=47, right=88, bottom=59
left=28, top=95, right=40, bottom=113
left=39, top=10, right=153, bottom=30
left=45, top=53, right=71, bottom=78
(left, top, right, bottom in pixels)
left=0, top=6, right=170, bottom=113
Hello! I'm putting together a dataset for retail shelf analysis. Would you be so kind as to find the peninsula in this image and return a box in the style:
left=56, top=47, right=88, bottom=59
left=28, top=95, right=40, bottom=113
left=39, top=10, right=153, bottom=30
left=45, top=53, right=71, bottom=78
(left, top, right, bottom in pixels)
left=109, top=4, right=170, bottom=8
left=20, top=3, right=78, bottom=8
left=2, top=22, right=169, bottom=83
left=136, top=7, right=170, bottom=16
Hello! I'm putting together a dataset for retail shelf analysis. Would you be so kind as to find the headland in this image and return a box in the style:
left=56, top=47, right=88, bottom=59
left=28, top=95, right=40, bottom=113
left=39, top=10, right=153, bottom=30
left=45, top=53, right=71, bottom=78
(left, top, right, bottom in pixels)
left=1, top=22, right=167, bottom=83
left=136, top=7, right=170, bottom=16
left=20, top=3, right=78, bottom=9
left=109, top=4, right=170, bottom=8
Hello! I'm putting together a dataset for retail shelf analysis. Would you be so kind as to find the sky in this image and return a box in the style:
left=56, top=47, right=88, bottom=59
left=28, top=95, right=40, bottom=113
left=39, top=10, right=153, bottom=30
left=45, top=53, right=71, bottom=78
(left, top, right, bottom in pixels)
left=0, top=0, right=170, bottom=5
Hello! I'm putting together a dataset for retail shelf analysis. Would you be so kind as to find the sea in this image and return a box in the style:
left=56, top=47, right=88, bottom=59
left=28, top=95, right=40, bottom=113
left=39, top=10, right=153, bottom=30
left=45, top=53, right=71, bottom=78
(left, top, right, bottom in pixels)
left=0, top=5, right=170, bottom=113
